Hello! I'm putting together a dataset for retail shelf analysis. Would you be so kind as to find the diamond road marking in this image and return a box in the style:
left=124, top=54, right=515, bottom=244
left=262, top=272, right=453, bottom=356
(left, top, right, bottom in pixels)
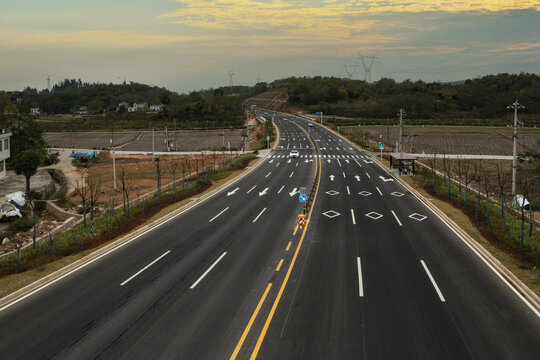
left=326, top=190, right=340, bottom=196
left=365, top=212, right=383, bottom=220
left=358, top=191, right=372, bottom=197
left=391, top=192, right=405, bottom=197
left=322, top=210, right=341, bottom=218
left=409, top=213, right=427, bottom=221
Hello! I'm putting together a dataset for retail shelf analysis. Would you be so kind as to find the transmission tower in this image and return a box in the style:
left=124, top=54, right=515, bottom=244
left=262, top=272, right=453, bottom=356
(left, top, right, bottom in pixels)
left=47, top=75, right=51, bottom=91
left=343, top=64, right=358, bottom=79
left=228, top=70, right=235, bottom=88
left=358, top=55, right=378, bottom=83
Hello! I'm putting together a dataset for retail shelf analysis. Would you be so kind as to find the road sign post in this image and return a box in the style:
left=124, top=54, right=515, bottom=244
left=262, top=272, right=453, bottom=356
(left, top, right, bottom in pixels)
left=379, top=143, right=384, bottom=160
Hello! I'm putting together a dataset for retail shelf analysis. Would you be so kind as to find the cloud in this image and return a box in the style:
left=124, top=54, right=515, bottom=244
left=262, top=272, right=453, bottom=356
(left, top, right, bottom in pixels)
left=0, top=30, right=228, bottom=49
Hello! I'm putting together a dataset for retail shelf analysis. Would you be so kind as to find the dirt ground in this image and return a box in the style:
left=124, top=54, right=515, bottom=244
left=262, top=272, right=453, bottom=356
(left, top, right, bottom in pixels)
left=44, top=129, right=246, bottom=152
left=346, top=126, right=540, bottom=155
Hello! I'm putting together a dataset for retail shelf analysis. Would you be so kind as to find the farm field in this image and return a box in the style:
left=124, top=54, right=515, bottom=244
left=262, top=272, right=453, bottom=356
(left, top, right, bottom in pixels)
left=44, top=129, right=246, bottom=151
left=344, top=125, right=540, bottom=155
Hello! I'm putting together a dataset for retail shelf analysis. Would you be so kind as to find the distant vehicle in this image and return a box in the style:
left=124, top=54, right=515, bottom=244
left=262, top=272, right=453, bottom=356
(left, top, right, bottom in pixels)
left=289, top=150, right=299, bottom=158
left=308, top=123, right=314, bottom=127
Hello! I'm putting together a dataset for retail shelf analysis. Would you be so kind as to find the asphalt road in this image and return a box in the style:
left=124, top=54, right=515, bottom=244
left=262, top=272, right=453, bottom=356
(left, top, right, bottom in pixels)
left=0, top=111, right=539, bottom=359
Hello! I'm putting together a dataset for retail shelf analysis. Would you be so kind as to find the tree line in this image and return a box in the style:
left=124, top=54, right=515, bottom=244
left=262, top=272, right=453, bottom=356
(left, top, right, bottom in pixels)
left=285, top=73, right=540, bottom=124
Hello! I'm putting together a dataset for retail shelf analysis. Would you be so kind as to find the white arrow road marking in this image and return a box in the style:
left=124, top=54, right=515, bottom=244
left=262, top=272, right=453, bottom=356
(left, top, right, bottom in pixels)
left=190, top=252, right=227, bottom=289
left=287, top=159, right=291, bottom=163
left=247, top=185, right=257, bottom=194
left=289, top=187, right=298, bottom=196
left=227, top=188, right=239, bottom=196
left=345, top=160, right=350, bottom=164
left=355, top=175, right=361, bottom=182
left=379, top=176, right=394, bottom=182
left=327, top=159, right=331, bottom=163
left=268, top=159, right=274, bottom=163
left=209, top=207, right=229, bottom=222
left=363, top=160, right=373, bottom=164
left=329, top=175, right=335, bottom=181
left=259, top=188, right=269, bottom=196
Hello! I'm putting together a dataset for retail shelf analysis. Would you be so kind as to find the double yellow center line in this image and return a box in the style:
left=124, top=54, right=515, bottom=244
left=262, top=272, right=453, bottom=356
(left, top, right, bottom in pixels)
left=230, top=120, right=322, bottom=359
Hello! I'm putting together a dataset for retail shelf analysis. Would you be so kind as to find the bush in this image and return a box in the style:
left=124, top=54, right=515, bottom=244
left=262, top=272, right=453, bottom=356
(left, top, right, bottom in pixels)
left=9, top=217, right=33, bottom=233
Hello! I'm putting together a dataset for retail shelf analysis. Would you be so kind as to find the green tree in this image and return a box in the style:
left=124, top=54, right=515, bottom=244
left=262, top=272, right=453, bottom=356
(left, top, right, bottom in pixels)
left=12, top=150, right=41, bottom=197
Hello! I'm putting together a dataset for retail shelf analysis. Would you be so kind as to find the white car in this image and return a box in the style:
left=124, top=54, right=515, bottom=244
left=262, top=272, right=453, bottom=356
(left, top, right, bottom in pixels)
left=289, top=150, right=300, bottom=158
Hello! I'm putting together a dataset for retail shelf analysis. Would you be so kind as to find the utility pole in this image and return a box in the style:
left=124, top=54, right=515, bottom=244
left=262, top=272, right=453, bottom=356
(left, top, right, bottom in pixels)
left=398, top=109, right=405, bottom=153
left=111, top=118, right=116, bottom=189
left=508, top=100, right=524, bottom=195
left=246, top=111, right=250, bottom=151
left=152, top=127, right=155, bottom=162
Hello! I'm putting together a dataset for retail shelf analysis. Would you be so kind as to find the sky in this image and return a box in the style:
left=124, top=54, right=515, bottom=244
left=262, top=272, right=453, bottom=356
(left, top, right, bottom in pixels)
left=0, top=0, right=539, bottom=93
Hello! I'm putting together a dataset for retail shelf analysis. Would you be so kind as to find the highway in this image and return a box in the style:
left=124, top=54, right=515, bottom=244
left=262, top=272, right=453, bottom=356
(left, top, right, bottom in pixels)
left=0, top=111, right=539, bottom=359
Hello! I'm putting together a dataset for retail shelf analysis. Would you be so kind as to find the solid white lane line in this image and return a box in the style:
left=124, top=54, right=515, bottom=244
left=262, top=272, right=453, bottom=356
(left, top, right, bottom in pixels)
left=265, top=172, right=271, bottom=178
left=343, top=172, right=346, bottom=178
left=337, top=159, right=342, bottom=167
left=295, top=162, right=299, bottom=167
left=421, top=260, right=446, bottom=302
left=357, top=257, right=364, bottom=297
left=120, top=251, right=171, bottom=286
left=275, top=162, right=280, bottom=167
left=346, top=186, right=350, bottom=195
left=253, top=207, right=267, bottom=223
left=209, top=207, right=229, bottom=222
left=351, top=209, right=356, bottom=225
left=354, top=159, right=362, bottom=167
left=376, top=187, right=383, bottom=196
left=278, top=185, right=285, bottom=194
left=365, top=172, right=371, bottom=179
left=247, top=185, right=257, bottom=194
left=391, top=210, right=402, bottom=226
left=290, top=171, right=294, bottom=178
left=190, top=252, right=227, bottom=289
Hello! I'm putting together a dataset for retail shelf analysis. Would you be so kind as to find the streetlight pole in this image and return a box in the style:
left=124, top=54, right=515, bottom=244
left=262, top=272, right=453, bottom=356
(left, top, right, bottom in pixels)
left=508, top=99, right=524, bottom=195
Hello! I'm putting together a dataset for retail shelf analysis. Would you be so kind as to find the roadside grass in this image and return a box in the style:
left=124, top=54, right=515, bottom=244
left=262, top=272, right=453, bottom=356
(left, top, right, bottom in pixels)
left=0, top=153, right=258, bottom=297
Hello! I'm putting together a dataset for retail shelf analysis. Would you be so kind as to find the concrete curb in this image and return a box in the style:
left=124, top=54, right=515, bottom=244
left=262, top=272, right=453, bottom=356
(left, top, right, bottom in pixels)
left=0, top=148, right=275, bottom=310
left=301, top=115, right=540, bottom=315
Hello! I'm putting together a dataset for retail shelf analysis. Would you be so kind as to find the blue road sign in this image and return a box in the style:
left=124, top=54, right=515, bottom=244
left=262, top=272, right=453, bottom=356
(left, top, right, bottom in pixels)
left=299, top=194, right=307, bottom=202
left=379, top=143, right=384, bottom=149
left=315, top=112, right=322, bottom=115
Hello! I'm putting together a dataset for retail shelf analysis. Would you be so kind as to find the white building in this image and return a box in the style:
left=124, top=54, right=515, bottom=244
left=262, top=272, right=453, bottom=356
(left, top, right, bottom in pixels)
left=30, top=107, right=41, bottom=116
left=0, top=130, right=12, bottom=179
left=149, top=104, right=163, bottom=112
left=133, top=102, right=148, bottom=111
